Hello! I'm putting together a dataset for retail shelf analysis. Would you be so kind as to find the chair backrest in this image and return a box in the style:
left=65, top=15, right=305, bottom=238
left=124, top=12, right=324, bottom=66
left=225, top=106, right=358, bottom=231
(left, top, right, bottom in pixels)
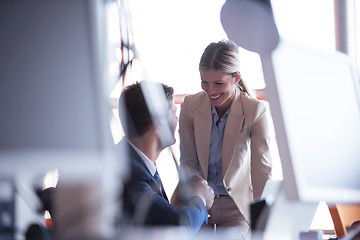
left=328, top=204, right=360, bottom=237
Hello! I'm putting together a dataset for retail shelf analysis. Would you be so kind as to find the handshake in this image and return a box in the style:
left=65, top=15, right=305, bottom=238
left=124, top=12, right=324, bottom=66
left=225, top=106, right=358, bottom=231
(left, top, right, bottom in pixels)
left=170, top=175, right=214, bottom=210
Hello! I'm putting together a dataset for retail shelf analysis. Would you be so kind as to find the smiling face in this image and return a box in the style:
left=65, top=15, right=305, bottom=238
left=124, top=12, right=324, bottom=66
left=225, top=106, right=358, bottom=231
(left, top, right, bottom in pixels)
left=200, top=69, right=239, bottom=113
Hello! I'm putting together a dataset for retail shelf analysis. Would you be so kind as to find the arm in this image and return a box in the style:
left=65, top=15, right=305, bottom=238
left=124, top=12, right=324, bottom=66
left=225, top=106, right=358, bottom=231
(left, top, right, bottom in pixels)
left=250, top=102, right=273, bottom=200
left=178, top=97, right=203, bottom=178
left=124, top=161, right=208, bottom=231
left=171, top=175, right=214, bottom=210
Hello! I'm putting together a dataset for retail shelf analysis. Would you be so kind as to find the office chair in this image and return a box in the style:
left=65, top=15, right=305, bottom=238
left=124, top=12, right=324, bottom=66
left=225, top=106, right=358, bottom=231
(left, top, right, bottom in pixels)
left=328, top=204, right=360, bottom=238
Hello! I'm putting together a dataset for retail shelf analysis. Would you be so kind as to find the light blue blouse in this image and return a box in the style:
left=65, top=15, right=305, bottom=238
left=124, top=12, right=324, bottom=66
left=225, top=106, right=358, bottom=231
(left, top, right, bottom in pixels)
left=207, top=105, right=230, bottom=195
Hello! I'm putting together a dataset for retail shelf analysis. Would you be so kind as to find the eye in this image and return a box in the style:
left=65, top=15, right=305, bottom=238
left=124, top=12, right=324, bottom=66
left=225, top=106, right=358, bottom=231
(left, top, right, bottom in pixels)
left=201, top=80, right=208, bottom=84
left=215, top=82, right=223, bottom=85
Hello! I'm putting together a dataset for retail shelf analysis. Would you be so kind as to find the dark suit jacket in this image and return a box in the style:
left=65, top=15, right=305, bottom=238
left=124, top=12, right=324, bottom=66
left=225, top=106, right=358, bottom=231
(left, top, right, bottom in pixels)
left=118, top=138, right=208, bottom=231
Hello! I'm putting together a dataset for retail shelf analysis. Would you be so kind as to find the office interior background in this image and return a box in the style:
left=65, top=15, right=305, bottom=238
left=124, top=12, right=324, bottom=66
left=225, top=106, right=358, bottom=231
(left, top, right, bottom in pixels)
left=1, top=0, right=360, bottom=239
left=111, top=0, right=360, bottom=233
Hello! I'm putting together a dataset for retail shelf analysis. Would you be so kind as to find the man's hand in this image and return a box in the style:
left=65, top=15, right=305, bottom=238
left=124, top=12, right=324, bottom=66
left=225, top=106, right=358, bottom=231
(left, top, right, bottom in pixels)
left=189, top=175, right=214, bottom=210
left=170, top=175, right=214, bottom=210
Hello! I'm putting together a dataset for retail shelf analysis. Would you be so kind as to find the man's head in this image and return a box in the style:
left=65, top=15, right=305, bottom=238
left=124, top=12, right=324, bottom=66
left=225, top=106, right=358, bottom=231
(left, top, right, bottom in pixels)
left=118, top=81, right=176, bottom=146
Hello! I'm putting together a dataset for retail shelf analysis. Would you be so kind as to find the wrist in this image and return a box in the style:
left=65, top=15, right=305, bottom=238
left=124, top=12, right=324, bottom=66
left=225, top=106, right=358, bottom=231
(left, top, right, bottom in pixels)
left=192, top=193, right=206, bottom=206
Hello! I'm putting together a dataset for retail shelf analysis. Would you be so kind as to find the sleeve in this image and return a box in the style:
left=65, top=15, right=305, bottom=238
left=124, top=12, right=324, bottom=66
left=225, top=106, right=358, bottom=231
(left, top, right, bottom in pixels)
left=125, top=163, right=208, bottom=231
left=178, top=97, right=204, bottom=179
left=250, top=101, right=273, bottom=200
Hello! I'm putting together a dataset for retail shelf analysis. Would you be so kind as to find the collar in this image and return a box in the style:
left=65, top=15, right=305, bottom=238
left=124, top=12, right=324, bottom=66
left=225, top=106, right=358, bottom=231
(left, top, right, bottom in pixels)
left=127, top=139, right=157, bottom=176
left=211, top=104, right=230, bottom=123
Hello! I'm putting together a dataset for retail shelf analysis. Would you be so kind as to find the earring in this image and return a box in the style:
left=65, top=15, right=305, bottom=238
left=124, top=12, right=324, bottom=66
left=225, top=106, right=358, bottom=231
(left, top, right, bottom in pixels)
left=236, top=73, right=241, bottom=82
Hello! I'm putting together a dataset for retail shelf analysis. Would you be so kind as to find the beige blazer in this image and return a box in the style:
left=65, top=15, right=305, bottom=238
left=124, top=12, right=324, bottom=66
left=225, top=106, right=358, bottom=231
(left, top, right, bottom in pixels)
left=178, top=88, right=272, bottom=223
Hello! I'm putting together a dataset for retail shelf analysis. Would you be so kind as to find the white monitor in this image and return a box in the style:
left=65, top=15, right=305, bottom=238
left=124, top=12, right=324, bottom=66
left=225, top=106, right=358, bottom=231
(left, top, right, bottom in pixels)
left=0, top=0, right=116, bottom=169
left=270, top=40, right=360, bottom=204
left=0, top=1, right=124, bottom=238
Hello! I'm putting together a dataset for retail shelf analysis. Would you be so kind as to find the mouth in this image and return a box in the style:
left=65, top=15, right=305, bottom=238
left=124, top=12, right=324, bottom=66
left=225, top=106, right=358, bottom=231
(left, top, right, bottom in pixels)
left=209, top=93, right=222, bottom=100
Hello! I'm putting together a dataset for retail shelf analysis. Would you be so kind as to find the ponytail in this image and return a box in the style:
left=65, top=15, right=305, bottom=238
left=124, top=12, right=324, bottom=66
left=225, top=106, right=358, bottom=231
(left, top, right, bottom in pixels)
left=232, top=72, right=254, bottom=97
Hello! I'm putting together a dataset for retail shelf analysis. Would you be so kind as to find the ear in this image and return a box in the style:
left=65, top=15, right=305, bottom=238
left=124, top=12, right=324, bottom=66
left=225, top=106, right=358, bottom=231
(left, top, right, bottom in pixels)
left=234, top=72, right=241, bottom=84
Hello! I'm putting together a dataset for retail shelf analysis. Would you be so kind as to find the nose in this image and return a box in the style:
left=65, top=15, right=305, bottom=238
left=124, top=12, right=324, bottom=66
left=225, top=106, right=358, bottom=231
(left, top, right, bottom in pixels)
left=206, top=85, right=216, bottom=95
left=173, top=105, right=178, bottom=122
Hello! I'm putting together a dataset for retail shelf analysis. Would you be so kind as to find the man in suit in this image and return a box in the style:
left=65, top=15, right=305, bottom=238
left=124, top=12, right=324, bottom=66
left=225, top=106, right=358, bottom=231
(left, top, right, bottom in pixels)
left=117, top=81, right=214, bottom=231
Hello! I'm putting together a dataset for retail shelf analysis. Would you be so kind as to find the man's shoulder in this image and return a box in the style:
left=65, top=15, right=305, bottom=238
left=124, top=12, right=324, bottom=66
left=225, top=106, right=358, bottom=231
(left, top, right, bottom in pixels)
left=116, top=138, right=151, bottom=180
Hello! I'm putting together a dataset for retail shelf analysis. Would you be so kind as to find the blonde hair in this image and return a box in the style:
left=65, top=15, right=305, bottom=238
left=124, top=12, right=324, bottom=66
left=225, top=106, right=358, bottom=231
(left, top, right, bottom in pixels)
left=199, top=39, right=252, bottom=96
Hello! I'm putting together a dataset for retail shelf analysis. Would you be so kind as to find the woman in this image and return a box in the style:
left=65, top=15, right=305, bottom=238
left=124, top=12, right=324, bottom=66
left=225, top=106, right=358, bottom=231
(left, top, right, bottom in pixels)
left=178, top=40, right=272, bottom=235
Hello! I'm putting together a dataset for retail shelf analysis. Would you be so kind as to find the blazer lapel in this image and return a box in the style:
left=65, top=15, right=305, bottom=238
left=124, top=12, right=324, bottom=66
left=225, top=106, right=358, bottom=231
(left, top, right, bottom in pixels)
left=194, top=95, right=212, bottom=179
left=222, top=89, right=245, bottom=177
left=124, top=139, right=168, bottom=200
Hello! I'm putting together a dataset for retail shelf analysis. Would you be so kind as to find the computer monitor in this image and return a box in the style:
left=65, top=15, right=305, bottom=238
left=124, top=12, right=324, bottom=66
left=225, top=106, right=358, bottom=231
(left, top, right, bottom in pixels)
left=0, top=1, right=125, bottom=238
left=270, top=39, right=360, bottom=204
left=251, top=40, right=360, bottom=239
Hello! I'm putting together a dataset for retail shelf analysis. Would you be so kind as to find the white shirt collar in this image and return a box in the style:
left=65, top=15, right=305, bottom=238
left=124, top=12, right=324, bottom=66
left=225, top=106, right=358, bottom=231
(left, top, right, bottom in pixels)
left=127, top=139, right=157, bottom=176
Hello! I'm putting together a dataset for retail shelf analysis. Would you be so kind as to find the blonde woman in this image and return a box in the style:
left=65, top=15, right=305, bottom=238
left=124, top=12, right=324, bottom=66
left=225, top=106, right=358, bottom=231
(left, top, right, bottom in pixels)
left=178, top=40, right=272, bottom=236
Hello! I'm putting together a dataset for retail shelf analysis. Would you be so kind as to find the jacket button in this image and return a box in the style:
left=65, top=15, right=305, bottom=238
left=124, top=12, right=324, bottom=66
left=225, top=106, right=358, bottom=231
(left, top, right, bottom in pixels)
left=227, top=188, right=232, bottom=192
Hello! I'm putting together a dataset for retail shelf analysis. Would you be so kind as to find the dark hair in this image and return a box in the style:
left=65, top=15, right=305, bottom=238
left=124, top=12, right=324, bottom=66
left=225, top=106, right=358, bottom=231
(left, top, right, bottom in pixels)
left=199, top=39, right=252, bottom=96
left=118, top=81, right=174, bottom=138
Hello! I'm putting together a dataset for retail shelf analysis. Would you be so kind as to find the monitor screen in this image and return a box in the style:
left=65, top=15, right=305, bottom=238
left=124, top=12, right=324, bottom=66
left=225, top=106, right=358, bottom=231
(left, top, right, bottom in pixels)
left=0, top=1, right=124, bottom=238
left=0, top=0, right=123, bottom=174
left=270, top=40, right=360, bottom=203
